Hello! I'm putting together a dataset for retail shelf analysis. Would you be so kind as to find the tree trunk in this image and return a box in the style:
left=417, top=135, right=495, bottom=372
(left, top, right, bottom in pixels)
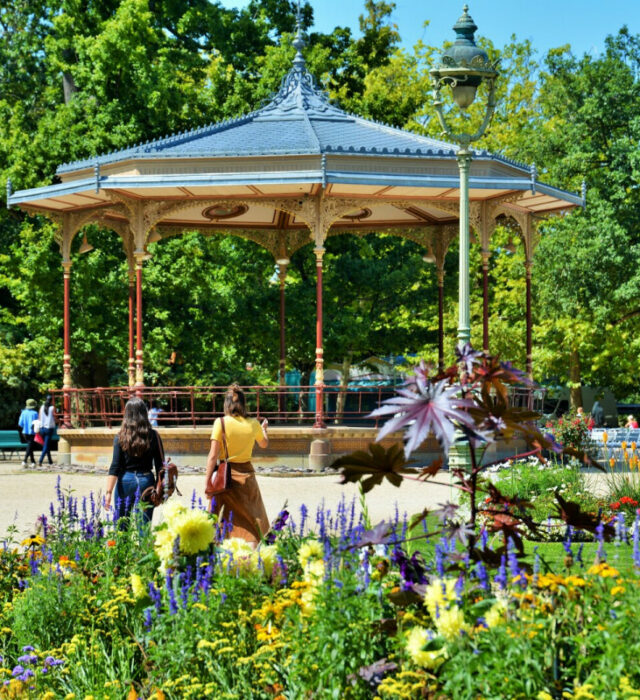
left=569, top=347, right=583, bottom=410
left=335, top=353, right=352, bottom=424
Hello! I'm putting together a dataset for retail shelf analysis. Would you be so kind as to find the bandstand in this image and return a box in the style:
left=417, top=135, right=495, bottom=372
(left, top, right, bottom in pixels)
left=8, top=20, right=582, bottom=469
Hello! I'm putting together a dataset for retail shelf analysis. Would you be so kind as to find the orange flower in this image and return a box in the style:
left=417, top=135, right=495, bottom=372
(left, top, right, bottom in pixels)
left=107, top=539, right=116, bottom=547
left=609, top=457, right=616, bottom=469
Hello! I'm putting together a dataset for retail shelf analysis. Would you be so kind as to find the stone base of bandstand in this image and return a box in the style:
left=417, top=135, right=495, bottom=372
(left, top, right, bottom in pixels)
left=56, top=426, right=527, bottom=473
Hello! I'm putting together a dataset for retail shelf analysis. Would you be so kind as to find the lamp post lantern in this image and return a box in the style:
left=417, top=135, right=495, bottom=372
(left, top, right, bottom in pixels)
left=430, top=4, right=499, bottom=347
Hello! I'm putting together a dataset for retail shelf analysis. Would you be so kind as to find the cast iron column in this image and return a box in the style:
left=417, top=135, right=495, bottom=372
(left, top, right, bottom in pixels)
left=278, top=261, right=288, bottom=413
left=525, top=260, right=533, bottom=379
left=128, top=272, right=135, bottom=388
left=135, top=254, right=144, bottom=388
left=313, top=247, right=325, bottom=428
left=482, top=250, right=490, bottom=352
left=437, top=266, right=445, bottom=373
left=62, top=261, right=72, bottom=427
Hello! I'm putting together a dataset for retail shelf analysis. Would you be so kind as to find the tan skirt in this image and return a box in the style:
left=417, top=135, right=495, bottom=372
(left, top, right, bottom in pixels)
left=210, top=462, right=269, bottom=544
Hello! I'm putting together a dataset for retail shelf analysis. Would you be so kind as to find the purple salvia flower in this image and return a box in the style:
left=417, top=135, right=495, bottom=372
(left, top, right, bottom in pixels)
left=507, top=538, right=525, bottom=587
left=475, top=561, right=489, bottom=590
left=275, top=555, right=288, bottom=586
left=596, top=521, right=606, bottom=562
left=165, top=571, right=178, bottom=615
left=299, top=504, right=308, bottom=536
left=563, top=526, right=573, bottom=558
left=144, top=608, right=153, bottom=630
left=148, top=582, right=162, bottom=613
left=435, top=542, right=445, bottom=577
left=11, top=666, right=24, bottom=677
left=361, top=550, right=371, bottom=589
left=576, top=542, right=584, bottom=568
left=495, top=555, right=508, bottom=590
left=348, top=498, right=356, bottom=534
left=191, top=489, right=197, bottom=509
left=632, top=512, right=640, bottom=570
left=29, top=556, right=39, bottom=576
left=454, top=574, right=464, bottom=604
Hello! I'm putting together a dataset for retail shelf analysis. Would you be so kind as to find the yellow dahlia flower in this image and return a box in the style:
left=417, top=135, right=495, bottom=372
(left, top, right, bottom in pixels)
left=162, top=500, right=187, bottom=527
left=219, top=537, right=254, bottom=574
left=484, top=600, right=507, bottom=629
left=424, top=578, right=457, bottom=619
left=434, top=605, right=469, bottom=641
left=252, top=545, right=277, bottom=577
left=173, top=509, right=215, bottom=555
left=406, top=626, right=446, bottom=669
left=303, top=558, right=325, bottom=584
left=298, top=539, right=323, bottom=569
left=154, top=527, right=176, bottom=562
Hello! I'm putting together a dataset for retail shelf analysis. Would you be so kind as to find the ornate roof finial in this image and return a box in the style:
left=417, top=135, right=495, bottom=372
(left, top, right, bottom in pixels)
left=292, top=1, right=306, bottom=70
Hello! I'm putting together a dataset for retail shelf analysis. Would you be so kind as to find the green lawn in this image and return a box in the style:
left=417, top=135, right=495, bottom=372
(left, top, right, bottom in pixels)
left=407, top=513, right=636, bottom=576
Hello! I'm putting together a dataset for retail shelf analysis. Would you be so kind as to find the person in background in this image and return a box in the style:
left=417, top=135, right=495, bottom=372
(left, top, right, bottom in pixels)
left=204, top=384, right=269, bottom=546
left=148, top=400, right=163, bottom=428
left=625, top=414, right=639, bottom=429
left=105, top=397, right=163, bottom=524
left=591, top=398, right=605, bottom=429
left=18, top=399, right=38, bottom=467
left=38, top=395, right=57, bottom=466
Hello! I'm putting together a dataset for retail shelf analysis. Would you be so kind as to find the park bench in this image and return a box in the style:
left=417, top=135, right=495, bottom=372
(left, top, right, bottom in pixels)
left=0, top=430, right=25, bottom=459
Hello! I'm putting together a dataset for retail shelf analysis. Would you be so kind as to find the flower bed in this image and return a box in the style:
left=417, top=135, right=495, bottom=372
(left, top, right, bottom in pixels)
left=1, top=479, right=640, bottom=699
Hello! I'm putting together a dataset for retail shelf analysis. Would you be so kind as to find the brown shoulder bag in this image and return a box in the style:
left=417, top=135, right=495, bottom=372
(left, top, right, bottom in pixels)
left=141, top=432, right=181, bottom=507
left=205, top=417, right=232, bottom=497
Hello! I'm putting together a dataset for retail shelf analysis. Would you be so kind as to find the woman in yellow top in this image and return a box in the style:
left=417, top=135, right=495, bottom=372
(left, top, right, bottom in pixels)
left=205, top=385, right=269, bottom=545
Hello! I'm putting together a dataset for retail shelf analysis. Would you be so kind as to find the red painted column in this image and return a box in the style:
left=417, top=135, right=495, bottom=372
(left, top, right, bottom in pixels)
left=525, top=260, right=533, bottom=379
left=135, top=256, right=144, bottom=388
left=278, top=261, right=288, bottom=414
left=313, top=247, right=325, bottom=429
left=62, top=262, right=72, bottom=427
left=482, top=251, right=490, bottom=353
left=128, top=273, right=135, bottom=387
left=437, top=267, right=445, bottom=373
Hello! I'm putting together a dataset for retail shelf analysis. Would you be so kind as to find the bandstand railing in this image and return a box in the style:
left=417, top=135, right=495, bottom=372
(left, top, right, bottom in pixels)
left=50, top=385, right=544, bottom=429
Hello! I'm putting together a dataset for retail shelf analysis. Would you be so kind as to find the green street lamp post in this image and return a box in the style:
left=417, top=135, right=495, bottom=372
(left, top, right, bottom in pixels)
left=430, top=4, right=499, bottom=346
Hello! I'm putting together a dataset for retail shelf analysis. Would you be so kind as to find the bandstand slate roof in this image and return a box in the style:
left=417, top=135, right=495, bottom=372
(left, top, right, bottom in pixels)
left=56, top=58, right=464, bottom=172
left=9, top=32, right=583, bottom=227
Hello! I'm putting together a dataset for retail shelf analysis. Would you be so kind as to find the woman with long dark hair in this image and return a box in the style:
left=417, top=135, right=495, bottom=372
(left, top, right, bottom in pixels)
left=105, top=397, right=164, bottom=523
left=38, top=394, right=57, bottom=466
left=205, top=384, right=269, bottom=545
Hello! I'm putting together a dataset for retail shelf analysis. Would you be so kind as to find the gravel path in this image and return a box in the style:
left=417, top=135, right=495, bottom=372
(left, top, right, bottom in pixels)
left=0, top=461, right=458, bottom=539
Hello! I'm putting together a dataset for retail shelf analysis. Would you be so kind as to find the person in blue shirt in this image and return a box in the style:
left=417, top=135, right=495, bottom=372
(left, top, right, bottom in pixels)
left=18, top=398, right=38, bottom=467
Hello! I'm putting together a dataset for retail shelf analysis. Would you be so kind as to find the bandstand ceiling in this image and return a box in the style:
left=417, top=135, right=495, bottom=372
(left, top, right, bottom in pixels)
left=9, top=34, right=582, bottom=241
